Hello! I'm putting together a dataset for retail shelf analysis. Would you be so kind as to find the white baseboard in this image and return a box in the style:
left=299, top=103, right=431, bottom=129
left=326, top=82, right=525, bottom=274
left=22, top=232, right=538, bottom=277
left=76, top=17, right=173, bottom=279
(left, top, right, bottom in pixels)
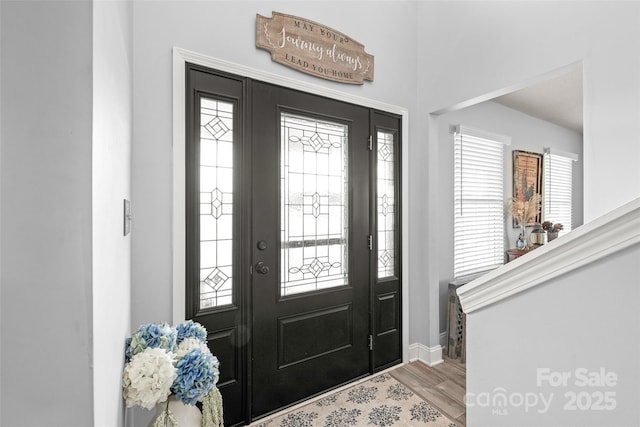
left=408, top=342, right=443, bottom=366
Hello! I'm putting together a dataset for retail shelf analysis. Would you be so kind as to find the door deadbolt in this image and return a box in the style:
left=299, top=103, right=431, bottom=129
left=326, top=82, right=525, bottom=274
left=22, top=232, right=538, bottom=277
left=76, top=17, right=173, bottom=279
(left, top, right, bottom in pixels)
left=257, top=240, right=267, bottom=251
left=255, top=262, right=270, bottom=275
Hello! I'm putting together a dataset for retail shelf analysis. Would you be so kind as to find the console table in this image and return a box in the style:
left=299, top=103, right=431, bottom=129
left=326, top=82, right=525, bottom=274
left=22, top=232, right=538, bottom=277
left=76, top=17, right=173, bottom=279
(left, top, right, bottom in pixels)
left=506, top=246, right=542, bottom=262
left=506, top=248, right=528, bottom=262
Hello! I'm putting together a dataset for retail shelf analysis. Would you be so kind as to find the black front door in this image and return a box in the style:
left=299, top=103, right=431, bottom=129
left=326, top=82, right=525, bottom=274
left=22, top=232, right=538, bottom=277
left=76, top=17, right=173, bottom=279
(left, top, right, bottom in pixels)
left=250, top=81, right=371, bottom=417
left=185, top=64, right=402, bottom=426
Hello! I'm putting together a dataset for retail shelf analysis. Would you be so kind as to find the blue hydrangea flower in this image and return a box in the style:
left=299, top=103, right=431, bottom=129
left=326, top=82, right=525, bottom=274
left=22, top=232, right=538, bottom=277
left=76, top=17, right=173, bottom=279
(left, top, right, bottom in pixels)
left=176, top=320, right=207, bottom=344
left=210, top=355, right=220, bottom=385
left=172, top=348, right=219, bottom=405
left=124, top=337, right=133, bottom=362
left=125, top=323, right=177, bottom=363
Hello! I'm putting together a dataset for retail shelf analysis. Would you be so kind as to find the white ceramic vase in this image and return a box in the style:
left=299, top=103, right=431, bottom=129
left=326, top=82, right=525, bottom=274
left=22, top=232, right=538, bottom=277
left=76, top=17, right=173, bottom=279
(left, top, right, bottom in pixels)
left=149, top=395, right=202, bottom=427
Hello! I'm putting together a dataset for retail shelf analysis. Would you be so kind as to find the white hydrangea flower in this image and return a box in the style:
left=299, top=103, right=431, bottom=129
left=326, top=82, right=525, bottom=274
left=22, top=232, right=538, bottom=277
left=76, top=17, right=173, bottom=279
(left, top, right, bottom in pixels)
left=122, top=347, right=177, bottom=410
left=175, top=337, right=211, bottom=361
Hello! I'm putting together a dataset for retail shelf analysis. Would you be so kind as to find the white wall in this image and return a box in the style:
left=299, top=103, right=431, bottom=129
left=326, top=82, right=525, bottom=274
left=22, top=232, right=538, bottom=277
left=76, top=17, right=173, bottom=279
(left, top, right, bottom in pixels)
left=420, top=1, right=640, bottom=221
left=437, top=101, right=583, bottom=336
left=93, top=1, right=133, bottom=426
left=466, top=242, right=640, bottom=426
left=418, top=0, right=640, bottom=354
left=0, top=1, right=94, bottom=425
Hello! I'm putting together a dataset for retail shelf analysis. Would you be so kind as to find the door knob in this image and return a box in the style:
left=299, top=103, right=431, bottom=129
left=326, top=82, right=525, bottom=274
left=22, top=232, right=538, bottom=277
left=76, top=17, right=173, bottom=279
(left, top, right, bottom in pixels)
left=255, top=262, right=270, bottom=275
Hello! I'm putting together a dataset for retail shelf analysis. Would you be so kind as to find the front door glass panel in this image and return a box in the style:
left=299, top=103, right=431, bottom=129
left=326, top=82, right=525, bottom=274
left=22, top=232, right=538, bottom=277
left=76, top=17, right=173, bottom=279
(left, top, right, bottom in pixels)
left=280, top=112, right=349, bottom=296
left=199, top=97, right=234, bottom=309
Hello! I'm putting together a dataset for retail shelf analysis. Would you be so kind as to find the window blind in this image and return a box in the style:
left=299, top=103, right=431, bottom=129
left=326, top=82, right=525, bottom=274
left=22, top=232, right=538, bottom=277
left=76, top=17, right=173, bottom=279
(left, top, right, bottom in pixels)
left=453, top=125, right=510, bottom=279
left=543, top=149, right=576, bottom=233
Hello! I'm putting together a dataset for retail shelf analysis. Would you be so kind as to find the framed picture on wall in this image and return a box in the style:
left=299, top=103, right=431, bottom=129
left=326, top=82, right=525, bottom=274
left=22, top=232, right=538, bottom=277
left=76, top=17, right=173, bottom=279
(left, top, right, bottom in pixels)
left=512, top=150, right=543, bottom=227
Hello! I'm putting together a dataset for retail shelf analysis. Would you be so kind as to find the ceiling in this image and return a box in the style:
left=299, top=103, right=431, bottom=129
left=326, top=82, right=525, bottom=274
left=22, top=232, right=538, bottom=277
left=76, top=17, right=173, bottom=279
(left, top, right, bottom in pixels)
left=492, top=68, right=583, bottom=135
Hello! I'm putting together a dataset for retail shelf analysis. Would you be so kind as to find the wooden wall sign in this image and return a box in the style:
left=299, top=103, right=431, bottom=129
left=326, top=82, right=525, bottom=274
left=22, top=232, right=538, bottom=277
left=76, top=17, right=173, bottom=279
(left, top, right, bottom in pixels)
left=256, top=12, right=374, bottom=85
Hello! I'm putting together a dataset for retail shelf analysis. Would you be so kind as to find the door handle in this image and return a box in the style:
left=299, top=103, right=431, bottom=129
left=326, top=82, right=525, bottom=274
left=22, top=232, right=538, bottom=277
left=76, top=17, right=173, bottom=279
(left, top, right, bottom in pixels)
left=255, top=262, right=270, bottom=275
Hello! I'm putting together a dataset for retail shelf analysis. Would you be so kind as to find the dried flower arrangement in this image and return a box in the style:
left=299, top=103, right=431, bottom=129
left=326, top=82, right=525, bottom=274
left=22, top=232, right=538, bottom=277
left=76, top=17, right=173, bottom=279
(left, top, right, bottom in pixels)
left=509, top=193, right=542, bottom=227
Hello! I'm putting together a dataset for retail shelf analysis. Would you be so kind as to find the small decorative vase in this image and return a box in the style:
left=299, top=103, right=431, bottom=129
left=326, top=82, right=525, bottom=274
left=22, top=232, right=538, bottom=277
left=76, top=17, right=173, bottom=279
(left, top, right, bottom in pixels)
left=516, top=225, right=527, bottom=250
left=149, top=395, right=202, bottom=427
left=547, top=231, right=558, bottom=242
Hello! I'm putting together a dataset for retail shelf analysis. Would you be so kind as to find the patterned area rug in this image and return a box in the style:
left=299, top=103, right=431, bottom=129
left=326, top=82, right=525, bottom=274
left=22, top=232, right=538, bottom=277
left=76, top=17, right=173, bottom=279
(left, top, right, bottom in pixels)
left=253, top=373, right=458, bottom=426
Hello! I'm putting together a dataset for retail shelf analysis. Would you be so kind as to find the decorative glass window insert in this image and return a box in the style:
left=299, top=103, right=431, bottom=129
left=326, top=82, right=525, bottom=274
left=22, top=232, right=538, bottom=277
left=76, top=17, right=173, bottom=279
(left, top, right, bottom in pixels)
left=280, top=112, right=349, bottom=296
left=199, top=97, right=234, bottom=309
left=377, top=130, right=396, bottom=279
left=453, top=125, right=510, bottom=279
left=543, top=149, right=577, bottom=233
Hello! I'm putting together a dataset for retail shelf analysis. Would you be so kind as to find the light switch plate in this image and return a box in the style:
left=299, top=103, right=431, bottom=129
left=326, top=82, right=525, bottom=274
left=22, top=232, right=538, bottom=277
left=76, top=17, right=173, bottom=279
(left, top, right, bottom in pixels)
left=123, top=199, right=131, bottom=236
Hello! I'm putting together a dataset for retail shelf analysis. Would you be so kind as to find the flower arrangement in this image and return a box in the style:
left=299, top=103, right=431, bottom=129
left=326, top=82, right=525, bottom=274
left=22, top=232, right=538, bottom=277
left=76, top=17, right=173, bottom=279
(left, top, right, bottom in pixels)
left=123, top=347, right=177, bottom=410
left=122, top=320, right=223, bottom=427
left=508, top=192, right=541, bottom=249
left=541, top=221, right=563, bottom=242
left=541, top=221, right=563, bottom=233
left=509, top=192, right=541, bottom=227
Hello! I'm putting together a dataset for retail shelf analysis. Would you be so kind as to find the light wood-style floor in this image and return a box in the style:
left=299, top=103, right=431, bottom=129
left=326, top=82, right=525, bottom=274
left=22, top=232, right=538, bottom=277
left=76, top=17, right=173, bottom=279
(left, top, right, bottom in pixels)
left=389, top=358, right=466, bottom=427
left=249, top=357, right=466, bottom=427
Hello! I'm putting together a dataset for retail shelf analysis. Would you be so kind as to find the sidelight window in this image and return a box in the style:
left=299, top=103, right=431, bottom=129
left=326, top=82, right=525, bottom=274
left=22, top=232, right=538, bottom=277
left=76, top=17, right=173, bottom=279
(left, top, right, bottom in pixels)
left=199, top=97, right=234, bottom=309
left=377, top=130, right=397, bottom=279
